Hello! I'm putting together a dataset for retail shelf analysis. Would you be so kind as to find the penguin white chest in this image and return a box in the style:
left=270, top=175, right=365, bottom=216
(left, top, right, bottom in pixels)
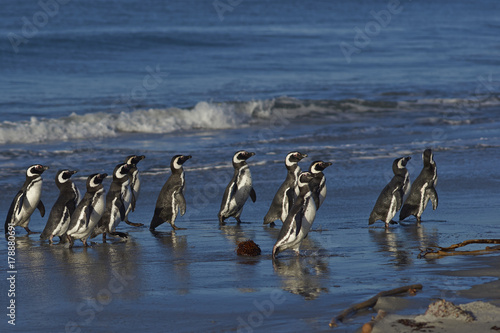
left=19, top=178, right=42, bottom=220
left=233, top=167, right=252, bottom=203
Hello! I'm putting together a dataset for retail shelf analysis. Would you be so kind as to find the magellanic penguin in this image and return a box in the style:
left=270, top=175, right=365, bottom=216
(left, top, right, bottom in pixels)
left=218, top=150, right=257, bottom=225
left=123, top=155, right=146, bottom=227
left=66, top=173, right=107, bottom=248
left=263, top=151, right=308, bottom=226
left=308, top=160, right=333, bottom=209
left=40, top=170, right=80, bottom=244
left=399, top=149, right=438, bottom=222
left=272, top=172, right=316, bottom=259
left=4, top=164, right=49, bottom=235
left=369, top=156, right=411, bottom=228
left=150, top=155, right=192, bottom=231
left=92, top=163, right=131, bottom=242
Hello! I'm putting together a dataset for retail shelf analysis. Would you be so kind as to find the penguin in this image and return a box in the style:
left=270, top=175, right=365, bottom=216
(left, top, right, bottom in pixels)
left=123, top=155, right=146, bottom=227
left=4, top=164, right=49, bottom=235
left=150, top=155, right=192, bottom=231
left=263, top=151, right=308, bottom=226
left=272, top=172, right=316, bottom=259
left=308, top=160, right=333, bottom=209
left=66, top=173, right=107, bottom=248
left=92, top=163, right=131, bottom=242
left=399, top=149, right=438, bottom=222
left=40, top=169, right=80, bottom=244
left=369, top=156, right=411, bottom=228
left=218, top=150, right=257, bottom=224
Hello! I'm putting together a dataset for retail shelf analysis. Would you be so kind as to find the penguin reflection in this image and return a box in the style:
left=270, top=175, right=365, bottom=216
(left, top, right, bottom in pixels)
left=273, top=256, right=329, bottom=300
left=368, top=228, right=412, bottom=267
left=151, top=230, right=190, bottom=294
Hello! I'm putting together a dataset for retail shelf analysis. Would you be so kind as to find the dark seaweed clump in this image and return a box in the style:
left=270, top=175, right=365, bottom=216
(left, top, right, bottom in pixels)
left=236, top=240, right=261, bottom=256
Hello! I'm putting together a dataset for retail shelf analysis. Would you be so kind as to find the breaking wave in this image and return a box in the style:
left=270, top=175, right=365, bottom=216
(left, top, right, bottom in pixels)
left=0, top=96, right=498, bottom=144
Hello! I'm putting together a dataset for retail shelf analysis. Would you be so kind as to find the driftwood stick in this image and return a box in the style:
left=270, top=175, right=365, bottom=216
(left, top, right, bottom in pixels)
left=329, top=284, right=422, bottom=328
left=419, top=239, right=500, bottom=258
left=438, top=239, right=500, bottom=251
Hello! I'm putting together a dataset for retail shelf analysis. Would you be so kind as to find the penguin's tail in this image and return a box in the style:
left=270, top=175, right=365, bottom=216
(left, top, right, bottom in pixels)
left=263, top=211, right=277, bottom=225
left=399, top=204, right=413, bottom=221
left=149, top=210, right=163, bottom=231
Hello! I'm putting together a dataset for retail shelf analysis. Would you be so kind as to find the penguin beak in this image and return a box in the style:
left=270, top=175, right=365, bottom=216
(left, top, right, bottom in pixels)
left=41, top=165, right=50, bottom=172
left=272, top=245, right=279, bottom=259
left=321, top=162, right=333, bottom=169
left=247, top=152, right=256, bottom=159
left=99, top=173, right=108, bottom=181
left=70, top=170, right=78, bottom=175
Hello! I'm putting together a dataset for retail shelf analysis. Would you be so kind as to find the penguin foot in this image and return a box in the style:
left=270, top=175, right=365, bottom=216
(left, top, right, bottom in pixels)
left=235, top=217, right=242, bottom=224
left=389, top=220, right=399, bottom=225
left=171, top=225, right=186, bottom=231
left=110, top=231, right=129, bottom=238
left=24, top=227, right=39, bottom=235
left=125, top=220, right=144, bottom=227
left=269, top=222, right=276, bottom=228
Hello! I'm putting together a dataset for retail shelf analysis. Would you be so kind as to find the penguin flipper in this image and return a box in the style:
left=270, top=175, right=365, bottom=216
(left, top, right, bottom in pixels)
left=5, top=192, right=22, bottom=233
left=175, top=192, right=186, bottom=216
left=131, top=191, right=137, bottom=212
left=427, top=187, right=438, bottom=210
left=250, top=188, right=257, bottom=203
left=285, top=188, right=295, bottom=213
left=37, top=200, right=46, bottom=217
left=119, top=202, right=126, bottom=221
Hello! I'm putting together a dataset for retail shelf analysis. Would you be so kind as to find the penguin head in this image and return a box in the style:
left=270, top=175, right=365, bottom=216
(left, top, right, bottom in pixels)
left=393, top=156, right=411, bottom=174
left=285, top=151, right=308, bottom=167
left=55, top=169, right=77, bottom=188
left=309, top=161, right=332, bottom=174
left=233, top=150, right=255, bottom=165
left=297, top=172, right=314, bottom=188
left=87, top=173, right=107, bottom=191
left=171, top=155, right=192, bottom=170
left=113, top=163, right=131, bottom=181
left=26, top=164, right=49, bottom=178
left=423, top=149, right=434, bottom=166
left=125, top=155, right=146, bottom=167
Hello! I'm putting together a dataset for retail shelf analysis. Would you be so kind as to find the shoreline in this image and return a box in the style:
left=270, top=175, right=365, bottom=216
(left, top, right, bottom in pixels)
left=366, top=254, right=500, bottom=332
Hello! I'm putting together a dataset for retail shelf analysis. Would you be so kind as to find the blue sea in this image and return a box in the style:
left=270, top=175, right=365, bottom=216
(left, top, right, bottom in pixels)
left=1, top=0, right=499, bottom=332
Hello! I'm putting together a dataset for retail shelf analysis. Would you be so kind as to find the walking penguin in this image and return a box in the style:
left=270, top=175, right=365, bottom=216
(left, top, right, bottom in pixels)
left=40, top=169, right=79, bottom=243
left=272, top=172, right=316, bottom=259
left=263, top=151, right=308, bottom=226
left=66, top=173, right=107, bottom=248
left=369, top=156, right=411, bottom=228
left=218, top=150, right=257, bottom=224
left=91, top=163, right=131, bottom=242
left=308, top=160, right=332, bottom=209
left=123, top=155, right=146, bottom=227
left=399, top=149, right=438, bottom=222
left=4, top=164, right=49, bottom=235
left=150, top=155, right=192, bottom=231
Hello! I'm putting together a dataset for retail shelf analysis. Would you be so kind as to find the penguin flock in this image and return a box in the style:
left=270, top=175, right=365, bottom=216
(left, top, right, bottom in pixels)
left=4, top=149, right=438, bottom=259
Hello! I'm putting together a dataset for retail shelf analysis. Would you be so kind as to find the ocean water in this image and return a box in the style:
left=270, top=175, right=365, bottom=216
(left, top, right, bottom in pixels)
left=1, top=0, right=500, bottom=332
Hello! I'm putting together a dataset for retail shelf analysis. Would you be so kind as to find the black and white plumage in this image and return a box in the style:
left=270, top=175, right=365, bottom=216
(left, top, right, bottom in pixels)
left=150, top=155, right=192, bottom=231
left=66, top=173, right=107, bottom=248
left=263, top=151, right=308, bottom=225
left=123, top=155, right=146, bottom=227
left=399, top=149, right=438, bottom=222
left=218, top=150, right=257, bottom=224
left=308, top=160, right=332, bottom=209
left=40, top=170, right=80, bottom=244
left=369, top=156, right=411, bottom=227
left=4, top=164, right=49, bottom=235
left=272, top=172, right=316, bottom=259
left=92, top=163, right=131, bottom=242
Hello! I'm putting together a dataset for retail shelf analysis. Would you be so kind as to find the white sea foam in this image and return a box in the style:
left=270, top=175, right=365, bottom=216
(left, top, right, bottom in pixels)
left=0, top=96, right=497, bottom=145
